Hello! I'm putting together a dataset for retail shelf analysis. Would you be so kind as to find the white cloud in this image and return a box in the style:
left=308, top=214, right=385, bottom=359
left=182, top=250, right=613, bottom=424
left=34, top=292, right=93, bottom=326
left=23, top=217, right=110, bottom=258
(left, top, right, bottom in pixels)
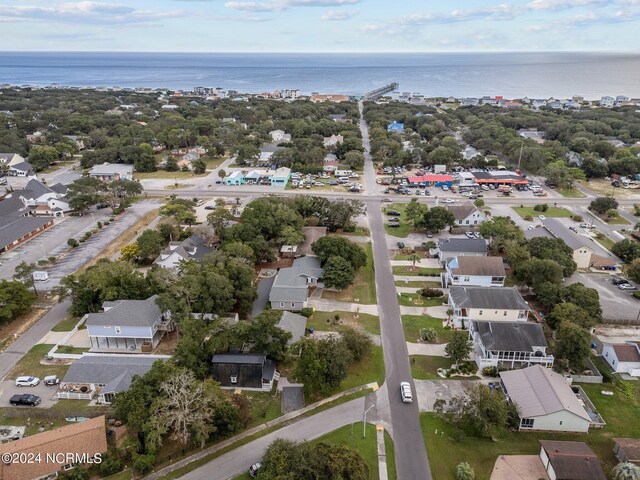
left=224, top=1, right=282, bottom=12
left=321, top=8, right=357, bottom=20
left=225, top=0, right=360, bottom=12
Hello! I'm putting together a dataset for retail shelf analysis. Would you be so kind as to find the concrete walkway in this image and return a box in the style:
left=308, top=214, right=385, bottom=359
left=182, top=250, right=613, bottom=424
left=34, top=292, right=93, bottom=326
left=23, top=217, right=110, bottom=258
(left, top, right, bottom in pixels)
left=391, top=259, right=440, bottom=268
left=308, top=298, right=378, bottom=315
left=399, top=305, right=448, bottom=318
left=377, top=426, right=389, bottom=480
left=407, top=342, right=446, bottom=356
left=394, top=275, right=442, bottom=283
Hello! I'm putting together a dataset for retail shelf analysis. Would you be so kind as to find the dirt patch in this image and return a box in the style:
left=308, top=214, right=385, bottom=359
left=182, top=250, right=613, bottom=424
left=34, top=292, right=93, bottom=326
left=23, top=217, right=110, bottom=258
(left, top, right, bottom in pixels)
left=0, top=308, right=48, bottom=352
left=256, top=258, right=294, bottom=271
left=595, top=325, right=640, bottom=339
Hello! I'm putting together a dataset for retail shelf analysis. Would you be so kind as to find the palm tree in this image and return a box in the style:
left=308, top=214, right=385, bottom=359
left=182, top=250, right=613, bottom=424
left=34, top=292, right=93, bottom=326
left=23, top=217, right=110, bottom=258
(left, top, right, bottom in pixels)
left=455, top=462, right=475, bottom=480
left=218, top=168, right=226, bottom=181
left=408, top=253, right=422, bottom=269
left=613, top=463, right=640, bottom=480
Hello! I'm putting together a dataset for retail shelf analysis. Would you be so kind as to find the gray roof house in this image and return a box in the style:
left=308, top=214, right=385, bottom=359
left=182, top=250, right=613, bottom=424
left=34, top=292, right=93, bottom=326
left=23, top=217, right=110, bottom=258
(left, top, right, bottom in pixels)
left=0, top=215, right=55, bottom=253
left=85, top=295, right=174, bottom=352
left=153, top=235, right=215, bottom=269
left=58, top=355, right=162, bottom=404
left=437, top=238, right=488, bottom=264
left=269, top=256, right=324, bottom=311
left=500, top=365, right=591, bottom=432
left=278, top=311, right=308, bottom=345
left=210, top=353, right=278, bottom=391
left=444, top=256, right=506, bottom=288
left=470, top=320, right=553, bottom=370
left=89, top=163, right=134, bottom=181
left=448, top=286, right=529, bottom=328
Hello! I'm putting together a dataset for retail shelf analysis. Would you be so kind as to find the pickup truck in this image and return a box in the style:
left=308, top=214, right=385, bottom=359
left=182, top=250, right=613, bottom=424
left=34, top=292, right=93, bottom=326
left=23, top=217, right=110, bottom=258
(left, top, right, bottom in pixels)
left=10, top=394, right=41, bottom=406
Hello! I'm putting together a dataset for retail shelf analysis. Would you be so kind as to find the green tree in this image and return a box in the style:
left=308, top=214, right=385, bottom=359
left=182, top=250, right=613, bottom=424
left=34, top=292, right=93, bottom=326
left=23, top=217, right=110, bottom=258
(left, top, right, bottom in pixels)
left=192, top=158, right=206, bottom=174
left=312, top=236, right=367, bottom=270
left=479, top=217, right=525, bottom=252
left=165, top=156, right=178, bottom=172
left=612, top=462, right=640, bottom=480
left=344, top=150, right=365, bottom=170
left=423, top=206, right=455, bottom=232
left=341, top=327, right=373, bottom=361
left=235, top=310, right=291, bottom=361
left=546, top=303, right=595, bottom=330
left=218, top=169, right=227, bottom=181
left=612, top=239, right=640, bottom=263
left=516, top=258, right=564, bottom=287
left=279, top=225, right=305, bottom=246
left=0, top=280, right=37, bottom=325
left=207, top=207, right=233, bottom=233
left=160, top=198, right=197, bottom=225
left=555, top=321, right=591, bottom=371
left=120, top=243, right=141, bottom=262
left=323, top=255, right=356, bottom=290
left=13, top=261, right=38, bottom=295
left=408, top=253, right=422, bottom=269
left=28, top=145, right=60, bottom=171
left=590, top=196, right=619, bottom=215
left=626, top=258, right=640, bottom=283
left=405, top=199, right=428, bottom=229
left=455, top=462, right=476, bottom=480
left=462, top=383, right=518, bottom=438
left=527, top=237, right=577, bottom=277
left=561, top=283, right=602, bottom=322
left=445, top=331, right=473, bottom=367
left=474, top=199, right=485, bottom=208
left=294, top=337, right=353, bottom=395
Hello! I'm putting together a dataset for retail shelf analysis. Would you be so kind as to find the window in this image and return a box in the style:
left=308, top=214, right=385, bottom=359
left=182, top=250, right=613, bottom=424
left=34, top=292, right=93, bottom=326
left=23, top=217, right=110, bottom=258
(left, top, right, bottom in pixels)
left=114, top=326, right=121, bottom=334
left=280, top=303, right=284, bottom=308
left=465, top=220, right=469, bottom=224
left=464, top=276, right=470, bottom=282
left=559, top=421, right=563, bottom=426
left=503, top=311, right=507, bottom=316
left=291, top=303, right=295, bottom=308
left=230, top=376, right=238, bottom=384
left=521, top=418, right=534, bottom=428
left=479, top=310, right=483, bottom=316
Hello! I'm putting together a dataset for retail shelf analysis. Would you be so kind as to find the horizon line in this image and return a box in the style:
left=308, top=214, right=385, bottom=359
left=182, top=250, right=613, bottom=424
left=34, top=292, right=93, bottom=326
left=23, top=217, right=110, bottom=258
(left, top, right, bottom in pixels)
left=0, top=49, right=637, bottom=54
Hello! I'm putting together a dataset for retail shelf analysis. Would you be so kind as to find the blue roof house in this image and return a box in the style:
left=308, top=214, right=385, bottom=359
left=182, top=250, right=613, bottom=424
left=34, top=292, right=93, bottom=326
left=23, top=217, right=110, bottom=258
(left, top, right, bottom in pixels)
left=387, top=122, right=405, bottom=134
left=269, top=167, right=292, bottom=187
left=224, top=171, right=245, bottom=186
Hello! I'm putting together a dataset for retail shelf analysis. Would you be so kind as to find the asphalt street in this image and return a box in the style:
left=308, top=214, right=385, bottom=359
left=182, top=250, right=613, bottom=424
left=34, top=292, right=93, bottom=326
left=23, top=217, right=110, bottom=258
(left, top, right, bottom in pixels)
left=359, top=101, right=432, bottom=480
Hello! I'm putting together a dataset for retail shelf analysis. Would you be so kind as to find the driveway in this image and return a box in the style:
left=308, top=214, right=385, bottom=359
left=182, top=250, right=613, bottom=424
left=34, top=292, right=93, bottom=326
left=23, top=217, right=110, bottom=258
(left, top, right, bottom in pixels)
left=414, top=379, right=485, bottom=413
left=567, top=272, right=640, bottom=322
left=0, top=380, right=59, bottom=408
left=251, top=275, right=275, bottom=318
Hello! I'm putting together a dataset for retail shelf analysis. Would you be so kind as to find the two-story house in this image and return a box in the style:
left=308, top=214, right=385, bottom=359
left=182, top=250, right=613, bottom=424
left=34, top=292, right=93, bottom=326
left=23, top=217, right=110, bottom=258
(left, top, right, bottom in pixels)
left=269, top=130, right=292, bottom=143
left=602, top=342, right=640, bottom=378
left=85, top=296, right=174, bottom=352
left=436, top=238, right=488, bottom=265
left=470, top=320, right=553, bottom=370
left=448, top=286, right=529, bottom=328
left=269, top=256, right=324, bottom=311
left=153, top=235, right=215, bottom=270
left=444, top=256, right=505, bottom=288
left=445, top=204, right=486, bottom=228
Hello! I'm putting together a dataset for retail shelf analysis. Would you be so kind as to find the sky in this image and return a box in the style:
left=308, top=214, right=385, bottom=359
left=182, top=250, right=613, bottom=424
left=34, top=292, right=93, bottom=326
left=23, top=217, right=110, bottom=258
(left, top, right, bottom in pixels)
left=1, top=0, right=640, bottom=52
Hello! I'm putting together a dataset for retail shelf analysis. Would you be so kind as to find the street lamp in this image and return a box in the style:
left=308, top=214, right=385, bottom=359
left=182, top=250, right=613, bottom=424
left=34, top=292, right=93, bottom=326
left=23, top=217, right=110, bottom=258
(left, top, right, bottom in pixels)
left=363, top=404, right=375, bottom=438
left=90, top=212, right=95, bottom=223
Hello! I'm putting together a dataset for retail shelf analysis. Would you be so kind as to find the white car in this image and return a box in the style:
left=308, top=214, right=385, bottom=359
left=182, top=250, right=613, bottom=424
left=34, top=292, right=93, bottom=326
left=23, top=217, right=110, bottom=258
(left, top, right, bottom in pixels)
left=527, top=225, right=534, bottom=230
left=400, top=382, right=413, bottom=403
left=15, top=376, right=40, bottom=387
left=538, top=215, right=546, bottom=220
left=465, top=232, right=474, bottom=238
left=619, top=283, right=637, bottom=290
left=443, top=198, right=455, bottom=204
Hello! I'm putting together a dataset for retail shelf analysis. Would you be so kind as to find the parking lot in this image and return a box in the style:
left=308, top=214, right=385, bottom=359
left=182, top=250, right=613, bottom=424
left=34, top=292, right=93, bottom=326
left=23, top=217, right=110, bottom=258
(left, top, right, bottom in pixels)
left=0, top=380, right=59, bottom=408
left=567, top=272, right=640, bottom=321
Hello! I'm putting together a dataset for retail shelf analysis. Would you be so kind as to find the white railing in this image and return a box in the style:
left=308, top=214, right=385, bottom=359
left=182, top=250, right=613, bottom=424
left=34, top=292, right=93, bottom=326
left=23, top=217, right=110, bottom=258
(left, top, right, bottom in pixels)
left=57, top=389, right=95, bottom=400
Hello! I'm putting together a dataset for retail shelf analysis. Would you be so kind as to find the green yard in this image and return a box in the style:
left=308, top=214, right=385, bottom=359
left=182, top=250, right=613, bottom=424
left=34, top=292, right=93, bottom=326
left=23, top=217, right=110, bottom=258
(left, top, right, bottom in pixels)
left=410, top=356, right=479, bottom=380
left=401, top=315, right=453, bottom=343
left=397, top=294, right=447, bottom=307
left=594, top=231, right=616, bottom=251
left=309, top=311, right=380, bottom=335
left=557, top=187, right=586, bottom=198
left=394, top=280, right=441, bottom=288
left=382, top=203, right=413, bottom=238
left=51, top=316, right=83, bottom=332
left=340, top=346, right=385, bottom=392
left=6, top=344, right=71, bottom=380
left=392, top=266, right=442, bottom=276
left=606, top=215, right=631, bottom=225
left=323, top=243, right=377, bottom=304
left=55, top=346, right=89, bottom=354
left=243, top=391, right=282, bottom=428
left=513, top=206, right=572, bottom=218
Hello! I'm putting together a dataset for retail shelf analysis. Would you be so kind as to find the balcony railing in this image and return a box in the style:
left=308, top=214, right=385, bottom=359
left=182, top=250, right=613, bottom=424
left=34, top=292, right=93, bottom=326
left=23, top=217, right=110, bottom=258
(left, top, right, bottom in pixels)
left=57, top=389, right=96, bottom=400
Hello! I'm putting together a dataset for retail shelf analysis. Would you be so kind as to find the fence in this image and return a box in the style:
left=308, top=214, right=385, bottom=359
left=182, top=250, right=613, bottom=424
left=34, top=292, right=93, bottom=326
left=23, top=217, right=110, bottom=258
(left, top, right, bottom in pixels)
left=571, top=358, right=604, bottom=384
left=48, top=315, right=87, bottom=359
left=3, top=407, right=113, bottom=420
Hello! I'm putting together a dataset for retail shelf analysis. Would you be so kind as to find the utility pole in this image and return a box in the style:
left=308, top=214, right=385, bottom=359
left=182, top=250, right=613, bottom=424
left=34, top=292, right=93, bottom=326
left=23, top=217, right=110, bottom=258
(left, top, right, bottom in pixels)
left=517, top=142, right=524, bottom=171
left=363, top=404, right=375, bottom=438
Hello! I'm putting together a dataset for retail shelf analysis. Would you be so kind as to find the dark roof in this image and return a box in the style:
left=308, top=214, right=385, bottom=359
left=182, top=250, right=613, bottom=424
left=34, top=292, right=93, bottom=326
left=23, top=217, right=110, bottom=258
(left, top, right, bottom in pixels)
left=10, top=161, right=33, bottom=172
left=611, top=343, right=640, bottom=363
left=278, top=311, right=307, bottom=345
left=614, top=438, right=640, bottom=463
left=62, top=355, right=160, bottom=394
left=449, top=256, right=505, bottom=276
left=542, top=218, right=590, bottom=251
left=472, top=321, right=547, bottom=352
left=450, top=286, right=529, bottom=310
left=438, top=238, right=488, bottom=253
left=0, top=215, right=53, bottom=249
left=0, top=194, right=29, bottom=217
left=539, top=441, right=606, bottom=480
left=154, top=235, right=214, bottom=265
left=211, top=353, right=266, bottom=365
left=298, top=226, right=327, bottom=256
left=86, top=296, right=162, bottom=327
left=49, top=183, right=68, bottom=195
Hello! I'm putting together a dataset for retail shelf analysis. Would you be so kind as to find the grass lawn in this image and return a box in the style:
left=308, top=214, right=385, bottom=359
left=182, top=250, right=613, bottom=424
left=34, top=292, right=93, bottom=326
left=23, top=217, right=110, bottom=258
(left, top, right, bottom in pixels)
left=513, top=206, right=572, bottom=218
left=393, top=251, right=431, bottom=261
left=323, top=243, right=376, bottom=304
left=205, top=157, right=226, bottom=169
left=55, top=346, right=90, bottom=354
left=422, top=380, right=640, bottom=480
left=557, top=187, right=586, bottom=198
left=382, top=203, right=412, bottom=238
left=392, top=266, right=442, bottom=277
left=594, top=231, right=616, bottom=251
left=397, top=294, right=447, bottom=308
left=0, top=415, right=68, bottom=436
left=385, top=431, right=397, bottom=480
left=410, top=355, right=479, bottom=380
left=48, top=400, right=113, bottom=416
left=331, top=226, right=370, bottom=237
left=606, top=215, right=631, bottom=225
left=243, top=391, right=282, bottom=428
left=51, top=316, right=83, bottom=332
left=394, top=280, right=441, bottom=288
left=103, top=470, right=134, bottom=480
left=6, top=344, right=70, bottom=380
left=309, top=311, right=380, bottom=335
left=401, top=315, right=453, bottom=343
left=339, top=346, right=385, bottom=392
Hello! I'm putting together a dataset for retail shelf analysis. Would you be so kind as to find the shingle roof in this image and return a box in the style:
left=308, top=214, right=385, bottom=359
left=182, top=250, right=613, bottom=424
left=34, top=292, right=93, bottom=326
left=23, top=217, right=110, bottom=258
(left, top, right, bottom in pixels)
left=449, top=286, right=529, bottom=311
left=89, top=163, right=133, bottom=175
left=211, top=352, right=266, bottom=365
left=449, top=256, right=505, bottom=277
left=86, top=295, right=162, bottom=327
left=539, top=441, right=606, bottom=480
left=9, top=161, right=33, bottom=172
left=269, top=256, right=323, bottom=303
left=445, top=203, right=478, bottom=220
left=154, top=235, right=214, bottom=265
left=610, top=343, right=640, bottom=363
left=62, top=356, right=160, bottom=394
left=279, top=311, right=307, bottom=344
left=614, top=438, right=640, bottom=463
left=472, top=321, right=547, bottom=352
left=500, top=365, right=591, bottom=421
left=0, top=215, right=53, bottom=250
left=438, top=238, right=488, bottom=253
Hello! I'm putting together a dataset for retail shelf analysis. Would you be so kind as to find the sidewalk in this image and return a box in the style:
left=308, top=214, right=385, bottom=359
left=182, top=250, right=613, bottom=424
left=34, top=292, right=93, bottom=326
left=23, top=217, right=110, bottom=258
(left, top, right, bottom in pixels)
left=308, top=298, right=378, bottom=315
left=394, top=275, right=442, bottom=283
left=377, top=426, right=389, bottom=480
left=407, top=342, right=446, bottom=356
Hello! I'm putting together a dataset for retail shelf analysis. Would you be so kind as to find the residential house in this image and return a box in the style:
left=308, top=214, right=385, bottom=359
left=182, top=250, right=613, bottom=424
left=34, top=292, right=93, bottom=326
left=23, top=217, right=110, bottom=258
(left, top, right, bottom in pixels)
left=323, top=135, right=344, bottom=148
left=58, top=355, right=161, bottom=403
left=444, top=256, right=505, bottom=288
left=298, top=226, right=327, bottom=256
left=387, top=121, right=405, bottom=134
left=500, top=365, right=592, bottom=433
left=19, top=179, right=70, bottom=216
left=614, top=438, right=640, bottom=466
left=269, top=167, right=292, bottom=186
left=89, top=163, right=134, bottom=181
left=278, top=311, right=308, bottom=345
left=63, top=135, right=85, bottom=150
left=0, top=416, right=107, bottom=480
left=269, top=256, right=324, bottom=310
left=26, top=131, right=44, bottom=144
left=161, top=104, right=179, bottom=110
left=269, top=130, right=292, bottom=143
left=602, top=342, right=640, bottom=377
left=328, top=114, right=352, bottom=123
left=446, top=203, right=486, bottom=228
left=153, top=235, right=215, bottom=269
left=224, top=170, right=246, bottom=186
left=280, top=245, right=297, bottom=258
left=518, top=129, right=546, bottom=144
left=8, top=161, right=35, bottom=177
left=448, top=286, right=529, bottom=328
left=539, top=441, right=606, bottom=480
left=0, top=153, right=26, bottom=168
left=463, top=145, right=481, bottom=161
left=470, top=320, right=553, bottom=370
left=436, top=238, right=488, bottom=264
left=616, top=95, right=630, bottom=106
left=460, top=98, right=481, bottom=107
left=86, top=295, right=174, bottom=352
left=310, top=94, right=349, bottom=103
left=600, top=96, right=615, bottom=107
left=210, top=352, right=278, bottom=391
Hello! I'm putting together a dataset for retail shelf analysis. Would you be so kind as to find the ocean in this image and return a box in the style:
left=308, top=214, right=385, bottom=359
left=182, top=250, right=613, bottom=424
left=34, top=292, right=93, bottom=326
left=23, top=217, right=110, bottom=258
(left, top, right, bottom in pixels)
left=1, top=51, right=639, bottom=99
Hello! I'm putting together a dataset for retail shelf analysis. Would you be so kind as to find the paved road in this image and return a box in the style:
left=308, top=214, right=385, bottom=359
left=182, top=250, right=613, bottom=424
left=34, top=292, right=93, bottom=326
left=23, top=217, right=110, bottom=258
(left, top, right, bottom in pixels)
left=359, top=101, right=432, bottom=480
left=179, top=396, right=365, bottom=480
left=0, top=300, right=70, bottom=380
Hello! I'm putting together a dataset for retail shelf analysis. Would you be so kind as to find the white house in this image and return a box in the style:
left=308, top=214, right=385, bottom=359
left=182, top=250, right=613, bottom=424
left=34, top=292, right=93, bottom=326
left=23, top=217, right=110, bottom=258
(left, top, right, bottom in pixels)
left=323, top=135, right=344, bottom=148
left=448, top=286, right=529, bottom=328
left=437, top=238, right=488, bottom=264
left=446, top=203, right=486, bottom=227
left=269, top=130, right=292, bottom=143
left=19, top=179, right=70, bottom=216
left=470, top=321, right=553, bottom=370
left=153, top=236, right=215, bottom=270
left=89, top=163, right=134, bottom=181
left=602, top=342, right=640, bottom=377
left=500, top=365, right=592, bottom=433
left=539, top=441, right=606, bottom=480
left=600, top=96, right=615, bottom=107
left=444, top=256, right=505, bottom=288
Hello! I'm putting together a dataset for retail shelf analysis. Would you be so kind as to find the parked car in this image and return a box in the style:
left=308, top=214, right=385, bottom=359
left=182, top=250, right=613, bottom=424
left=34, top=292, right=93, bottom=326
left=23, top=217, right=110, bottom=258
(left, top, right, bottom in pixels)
left=386, top=210, right=401, bottom=216
left=443, top=198, right=455, bottom=204
left=465, top=232, right=474, bottom=238
left=249, top=462, right=262, bottom=477
left=44, top=375, right=60, bottom=386
left=612, top=278, right=630, bottom=286
left=397, top=242, right=405, bottom=249
left=619, top=283, right=637, bottom=290
left=10, top=394, right=41, bottom=406
left=474, top=232, right=481, bottom=238
left=538, top=215, right=546, bottom=220
left=388, top=223, right=400, bottom=228
left=400, top=382, right=413, bottom=403
left=426, top=232, right=433, bottom=238
left=382, top=198, right=392, bottom=202
left=15, top=376, right=40, bottom=387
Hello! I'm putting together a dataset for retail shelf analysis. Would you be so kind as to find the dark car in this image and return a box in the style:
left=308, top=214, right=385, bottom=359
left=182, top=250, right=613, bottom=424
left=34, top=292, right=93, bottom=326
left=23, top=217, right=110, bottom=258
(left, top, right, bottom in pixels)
left=10, top=394, right=41, bottom=406
left=95, top=203, right=109, bottom=210
left=612, top=278, right=630, bottom=286
left=386, top=210, right=401, bottom=216
left=397, top=242, right=405, bottom=249
left=204, top=205, right=215, bottom=210
left=388, top=223, right=400, bottom=228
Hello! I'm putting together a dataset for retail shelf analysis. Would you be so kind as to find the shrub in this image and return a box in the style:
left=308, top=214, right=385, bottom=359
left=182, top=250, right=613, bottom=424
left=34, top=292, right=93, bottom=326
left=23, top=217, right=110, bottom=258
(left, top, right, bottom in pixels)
left=572, top=214, right=584, bottom=222
left=523, top=215, right=533, bottom=221
left=455, top=462, right=475, bottom=480
left=419, top=327, right=437, bottom=343
left=132, top=453, right=155, bottom=474
left=103, top=221, right=110, bottom=226
left=98, top=453, right=123, bottom=477
left=97, top=221, right=103, bottom=229
left=299, top=307, right=314, bottom=318
left=37, top=259, right=48, bottom=266
left=67, top=238, right=79, bottom=248
left=634, top=291, right=640, bottom=300
left=418, top=287, right=443, bottom=298
left=48, top=256, right=57, bottom=263
left=534, top=203, right=549, bottom=212
left=342, top=224, right=356, bottom=233
left=342, top=328, right=373, bottom=361
left=482, top=366, right=499, bottom=377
